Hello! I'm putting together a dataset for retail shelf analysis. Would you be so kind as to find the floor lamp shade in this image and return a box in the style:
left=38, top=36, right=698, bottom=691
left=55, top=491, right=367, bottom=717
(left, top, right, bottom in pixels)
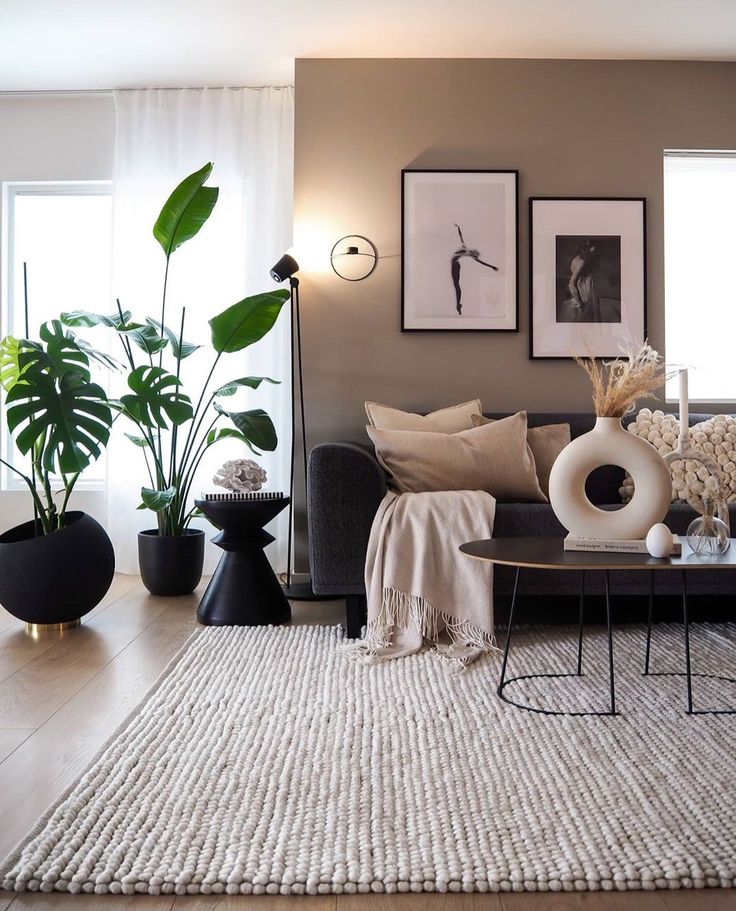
left=270, top=253, right=299, bottom=283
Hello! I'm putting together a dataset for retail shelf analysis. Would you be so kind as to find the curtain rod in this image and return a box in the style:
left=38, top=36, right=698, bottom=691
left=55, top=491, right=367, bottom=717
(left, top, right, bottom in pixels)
left=0, top=86, right=292, bottom=96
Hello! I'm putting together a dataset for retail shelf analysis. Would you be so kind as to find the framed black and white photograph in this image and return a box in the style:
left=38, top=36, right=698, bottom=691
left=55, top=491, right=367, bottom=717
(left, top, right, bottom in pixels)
left=402, top=169, right=518, bottom=331
left=529, top=197, right=646, bottom=359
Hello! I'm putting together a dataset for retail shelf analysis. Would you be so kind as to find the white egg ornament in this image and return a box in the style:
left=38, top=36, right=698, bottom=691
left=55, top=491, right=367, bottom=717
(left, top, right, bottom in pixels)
left=646, top=523, right=675, bottom=558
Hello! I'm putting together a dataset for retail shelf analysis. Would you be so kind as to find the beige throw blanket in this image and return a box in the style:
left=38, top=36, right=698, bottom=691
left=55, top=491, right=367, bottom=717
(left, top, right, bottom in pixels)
left=357, top=490, right=497, bottom=664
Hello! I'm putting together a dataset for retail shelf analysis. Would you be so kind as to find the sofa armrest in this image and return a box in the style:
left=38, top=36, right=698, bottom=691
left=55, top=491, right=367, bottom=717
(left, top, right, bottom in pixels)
left=308, top=441, right=387, bottom=595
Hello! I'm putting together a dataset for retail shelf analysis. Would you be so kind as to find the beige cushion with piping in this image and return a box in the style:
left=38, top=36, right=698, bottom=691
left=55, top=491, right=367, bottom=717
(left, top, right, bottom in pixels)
left=365, top=399, right=482, bottom=433
left=367, top=411, right=547, bottom=502
left=472, top=414, right=570, bottom=499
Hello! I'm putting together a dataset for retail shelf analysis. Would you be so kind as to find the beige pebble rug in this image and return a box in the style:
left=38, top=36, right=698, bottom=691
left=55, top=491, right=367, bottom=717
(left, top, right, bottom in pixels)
left=1, top=622, right=735, bottom=897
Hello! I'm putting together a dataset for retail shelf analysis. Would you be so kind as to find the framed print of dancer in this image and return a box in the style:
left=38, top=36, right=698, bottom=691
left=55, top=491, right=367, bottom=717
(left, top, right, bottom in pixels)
left=401, top=169, right=518, bottom=332
left=451, top=224, right=499, bottom=315
left=529, top=197, right=646, bottom=359
left=555, top=235, right=621, bottom=324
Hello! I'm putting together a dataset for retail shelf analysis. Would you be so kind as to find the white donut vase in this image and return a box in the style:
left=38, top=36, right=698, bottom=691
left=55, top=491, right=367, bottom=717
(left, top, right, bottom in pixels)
left=548, top=417, right=672, bottom=540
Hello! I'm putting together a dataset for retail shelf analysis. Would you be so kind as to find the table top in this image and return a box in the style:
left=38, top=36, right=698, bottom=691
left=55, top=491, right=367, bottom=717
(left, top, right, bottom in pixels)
left=195, top=494, right=288, bottom=508
left=194, top=495, right=289, bottom=529
left=459, top=537, right=736, bottom=571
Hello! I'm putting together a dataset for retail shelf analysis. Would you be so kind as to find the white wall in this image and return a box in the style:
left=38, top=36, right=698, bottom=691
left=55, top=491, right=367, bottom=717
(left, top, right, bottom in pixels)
left=0, top=92, right=115, bottom=532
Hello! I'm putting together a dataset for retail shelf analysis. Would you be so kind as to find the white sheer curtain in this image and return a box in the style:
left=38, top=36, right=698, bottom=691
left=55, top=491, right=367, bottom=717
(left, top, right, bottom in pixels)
left=108, top=87, right=294, bottom=573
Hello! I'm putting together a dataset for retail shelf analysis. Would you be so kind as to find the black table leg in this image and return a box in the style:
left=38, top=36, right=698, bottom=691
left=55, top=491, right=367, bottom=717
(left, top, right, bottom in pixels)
left=604, top=570, right=617, bottom=715
left=682, top=569, right=694, bottom=714
left=497, top=566, right=520, bottom=696
left=644, top=569, right=654, bottom=675
left=576, top=570, right=585, bottom=676
left=497, top=566, right=616, bottom=717
left=641, top=568, right=735, bottom=715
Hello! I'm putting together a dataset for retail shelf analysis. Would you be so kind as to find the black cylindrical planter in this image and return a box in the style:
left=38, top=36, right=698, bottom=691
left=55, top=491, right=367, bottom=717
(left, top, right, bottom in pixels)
left=0, top=511, right=115, bottom=627
left=138, top=529, right=205, bottom=596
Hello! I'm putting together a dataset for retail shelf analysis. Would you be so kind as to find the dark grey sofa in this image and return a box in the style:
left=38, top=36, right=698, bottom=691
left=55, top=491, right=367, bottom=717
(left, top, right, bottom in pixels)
left=308, top=413, right=736, bottom=636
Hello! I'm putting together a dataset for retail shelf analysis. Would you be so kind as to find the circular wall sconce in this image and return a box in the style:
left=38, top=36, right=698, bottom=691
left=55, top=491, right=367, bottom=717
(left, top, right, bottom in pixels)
left=330, top=235, right=378, bottom=281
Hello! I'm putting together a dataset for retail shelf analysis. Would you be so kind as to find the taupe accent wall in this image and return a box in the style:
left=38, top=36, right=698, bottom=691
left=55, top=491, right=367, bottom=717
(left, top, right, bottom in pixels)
left=294, top=58, right=736, bottom=449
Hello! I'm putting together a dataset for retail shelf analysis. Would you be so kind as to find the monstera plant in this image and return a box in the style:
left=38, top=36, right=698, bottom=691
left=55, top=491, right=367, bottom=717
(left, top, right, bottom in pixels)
left=0, top=319, right=117, bottom=629
left=62, top=162, right=289, bottom=596
left=0, top=319, right=115, bottom=533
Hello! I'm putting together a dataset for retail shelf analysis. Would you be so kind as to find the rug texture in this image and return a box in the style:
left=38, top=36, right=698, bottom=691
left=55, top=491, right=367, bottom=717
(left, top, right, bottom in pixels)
left=2, top=622, right=735, bottom=896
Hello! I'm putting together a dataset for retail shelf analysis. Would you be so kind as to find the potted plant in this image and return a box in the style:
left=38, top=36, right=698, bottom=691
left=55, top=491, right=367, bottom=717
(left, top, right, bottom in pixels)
left=63, top=163, right=289, bottom=595
left=0, top=320, right=116, bottom=629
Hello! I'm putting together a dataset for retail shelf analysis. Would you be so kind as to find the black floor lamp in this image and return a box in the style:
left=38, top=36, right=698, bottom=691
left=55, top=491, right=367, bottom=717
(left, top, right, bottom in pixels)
left=269, top=251, right=331, bottom=601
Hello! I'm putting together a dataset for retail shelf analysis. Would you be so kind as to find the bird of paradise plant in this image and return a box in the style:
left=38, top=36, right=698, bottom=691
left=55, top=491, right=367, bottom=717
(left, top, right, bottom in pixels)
left=62, top=162, right=289, bottom=536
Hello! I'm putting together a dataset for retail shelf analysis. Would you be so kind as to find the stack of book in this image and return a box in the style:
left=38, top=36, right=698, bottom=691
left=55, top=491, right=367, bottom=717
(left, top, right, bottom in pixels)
left=564, top=534, right=682, bottom=555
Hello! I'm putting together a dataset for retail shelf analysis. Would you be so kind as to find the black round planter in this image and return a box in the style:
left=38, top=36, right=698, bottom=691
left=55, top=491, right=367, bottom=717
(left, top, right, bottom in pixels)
left=138, top=529, right=205, bottom=596
left=0, top=511, right=115, bottom=627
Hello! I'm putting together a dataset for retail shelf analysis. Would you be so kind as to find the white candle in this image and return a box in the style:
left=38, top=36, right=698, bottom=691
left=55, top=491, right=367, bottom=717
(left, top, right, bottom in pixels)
left=679, top=368, right=689, bottom=446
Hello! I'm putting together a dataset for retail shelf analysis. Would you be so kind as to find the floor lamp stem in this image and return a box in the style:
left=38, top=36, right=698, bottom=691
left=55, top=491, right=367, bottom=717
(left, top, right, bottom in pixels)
left=286, top=278, right=297, bottom=588
left=294, top=280, right=308, bottom=547
left=287, top=276, right=307, bottom=587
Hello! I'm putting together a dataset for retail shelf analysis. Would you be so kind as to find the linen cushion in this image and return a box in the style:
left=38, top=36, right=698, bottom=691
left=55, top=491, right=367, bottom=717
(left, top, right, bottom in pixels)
left=367, top=411, right=547, bottom=502
left=621, top=410, right=736, bottom=504
left=472, top=414, right=571, bottom=498
left=365, top=399, right=482, bottom=433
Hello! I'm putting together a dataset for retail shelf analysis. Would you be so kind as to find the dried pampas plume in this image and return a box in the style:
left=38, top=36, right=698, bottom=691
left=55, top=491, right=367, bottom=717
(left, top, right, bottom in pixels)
left=575, top=342, right=668, bottom=418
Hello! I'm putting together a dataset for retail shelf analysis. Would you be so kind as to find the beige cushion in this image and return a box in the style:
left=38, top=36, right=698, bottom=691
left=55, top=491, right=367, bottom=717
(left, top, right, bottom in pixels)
left=367, top=411, right=547, bottom=502
left=365, top=399, right=482, bottom=433
left=472, top=414, right=571, bottom=498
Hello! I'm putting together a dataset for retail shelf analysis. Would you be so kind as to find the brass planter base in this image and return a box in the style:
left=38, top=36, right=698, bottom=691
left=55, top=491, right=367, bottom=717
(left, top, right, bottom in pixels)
left=25, top=619, right=81, bottom=638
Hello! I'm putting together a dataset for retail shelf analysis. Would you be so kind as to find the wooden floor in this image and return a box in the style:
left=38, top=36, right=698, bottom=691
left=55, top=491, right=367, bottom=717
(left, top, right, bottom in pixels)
left=0, top=578, right=732, bottom=911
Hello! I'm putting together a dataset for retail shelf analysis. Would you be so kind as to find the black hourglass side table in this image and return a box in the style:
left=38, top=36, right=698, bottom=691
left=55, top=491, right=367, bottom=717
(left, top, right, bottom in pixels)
left=195, top=495, right=291, bottom=627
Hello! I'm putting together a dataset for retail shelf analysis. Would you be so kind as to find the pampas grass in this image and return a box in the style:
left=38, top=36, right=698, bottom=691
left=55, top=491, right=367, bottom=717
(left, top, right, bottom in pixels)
left=575, top=342, right=667, bottom=418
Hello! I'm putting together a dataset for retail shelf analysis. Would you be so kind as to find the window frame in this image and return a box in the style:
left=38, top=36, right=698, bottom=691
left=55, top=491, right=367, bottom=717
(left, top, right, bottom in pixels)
left=1, top=180, right=113, bottom=491
left=663, top=149, right=736, bottom=405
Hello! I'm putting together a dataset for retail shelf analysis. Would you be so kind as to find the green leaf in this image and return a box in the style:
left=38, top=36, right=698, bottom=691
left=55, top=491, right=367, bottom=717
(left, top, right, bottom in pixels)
left=0, top=336, right=27, bottom=392
left=61, top=309, right=132, bottom=330
left=145, top=317, right=200, bottom=359
left=138, top=485, right=177, bottom=512
left=205, top=426, right=253, bottom=447
left=214, top=376, right=279, bottom=397
left=120, top=365, right=193, bottom=429
left=125, top=432, right=150, bottom=448
left=40, top=320, right=121, bottom=373
left=153, top=162, right=219, bottom=257
left=6, top=370, right=112, bottom=474
left=74, top=337, right=123, bottom=373
left=209, top=290, right=289, bottom=354
left=118, top=322, right=169, bottom=356
left=214, top=403, right=277, bottom=452
left=189, top=506, right=222, bottom=530
left=63, top=311, right=168, bottom=356
left=19, top=324, right=91, bottom=384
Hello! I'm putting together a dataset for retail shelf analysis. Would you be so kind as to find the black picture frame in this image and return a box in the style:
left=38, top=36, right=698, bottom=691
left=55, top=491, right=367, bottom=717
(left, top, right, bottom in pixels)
left=529, top=196, right=647, bottom=360
left=401, top=168, right=519, bottom=333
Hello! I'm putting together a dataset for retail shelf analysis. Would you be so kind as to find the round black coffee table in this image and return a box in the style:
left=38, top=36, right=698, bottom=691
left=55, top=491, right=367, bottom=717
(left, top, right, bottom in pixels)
left=460, top=537, right=736, bottom=717
left=195, top=496, right=291, bottom=627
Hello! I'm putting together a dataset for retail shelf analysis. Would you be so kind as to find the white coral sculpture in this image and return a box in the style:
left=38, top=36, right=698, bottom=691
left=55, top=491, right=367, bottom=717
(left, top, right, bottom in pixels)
left=213, top=459, right=267, bottom=493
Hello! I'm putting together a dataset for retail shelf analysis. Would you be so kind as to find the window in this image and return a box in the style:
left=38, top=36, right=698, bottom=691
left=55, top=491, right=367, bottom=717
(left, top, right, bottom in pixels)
left=2, top=182, right=112, bottom=487
left=664, top=152, right=736, bottom=402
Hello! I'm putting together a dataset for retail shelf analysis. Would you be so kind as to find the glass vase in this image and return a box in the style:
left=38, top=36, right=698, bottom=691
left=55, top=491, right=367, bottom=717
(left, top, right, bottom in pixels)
left=686, top=498, right=731, bottom=556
